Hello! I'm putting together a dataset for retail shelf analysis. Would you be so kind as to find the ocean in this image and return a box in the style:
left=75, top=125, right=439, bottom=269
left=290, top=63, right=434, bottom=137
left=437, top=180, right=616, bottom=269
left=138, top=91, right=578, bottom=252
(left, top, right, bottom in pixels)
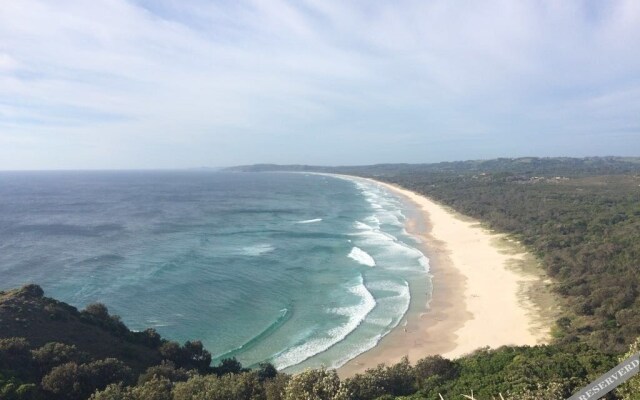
left=0, top=171, right=431, bottom=371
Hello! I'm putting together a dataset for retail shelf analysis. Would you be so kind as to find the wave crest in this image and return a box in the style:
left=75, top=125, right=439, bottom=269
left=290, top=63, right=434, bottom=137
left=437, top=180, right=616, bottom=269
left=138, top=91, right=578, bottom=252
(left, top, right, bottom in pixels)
left=241, top=244, right=275, bottom=256
left=295, top=218, right=322, bottom=224
left=271, top=274, right=376, bottom=369
left=347, top=246, right=376, bottom=267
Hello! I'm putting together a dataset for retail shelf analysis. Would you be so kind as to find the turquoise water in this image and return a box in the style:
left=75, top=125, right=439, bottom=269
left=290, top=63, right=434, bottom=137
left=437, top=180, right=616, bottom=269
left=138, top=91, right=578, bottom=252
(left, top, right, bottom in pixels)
left=0, top=171, right=430, bottom=371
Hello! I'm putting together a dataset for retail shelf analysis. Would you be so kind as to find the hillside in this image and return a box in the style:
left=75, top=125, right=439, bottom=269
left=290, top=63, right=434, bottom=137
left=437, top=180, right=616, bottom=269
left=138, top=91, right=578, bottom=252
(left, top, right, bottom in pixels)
left=0, top=285, right=236, bottom=399
left=0, top=285, right=163, bottom=374
left=227, top=156, right=640, bottom=176
left=1, top=285, right=633, bottom=399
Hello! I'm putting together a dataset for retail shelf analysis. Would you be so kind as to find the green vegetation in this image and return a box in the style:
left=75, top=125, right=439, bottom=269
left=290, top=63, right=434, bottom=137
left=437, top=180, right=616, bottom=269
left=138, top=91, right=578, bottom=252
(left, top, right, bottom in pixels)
left=2, top=157, right=640, bottom=399
left=0, top=285, right=257, bottom=399
left=2, top=324, right=635, bottom=399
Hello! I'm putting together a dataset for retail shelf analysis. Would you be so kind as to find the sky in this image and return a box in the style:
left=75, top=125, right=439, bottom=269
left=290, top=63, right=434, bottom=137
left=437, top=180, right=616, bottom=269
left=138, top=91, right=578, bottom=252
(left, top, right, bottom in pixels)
left=1, top=0, right=639, bottom=170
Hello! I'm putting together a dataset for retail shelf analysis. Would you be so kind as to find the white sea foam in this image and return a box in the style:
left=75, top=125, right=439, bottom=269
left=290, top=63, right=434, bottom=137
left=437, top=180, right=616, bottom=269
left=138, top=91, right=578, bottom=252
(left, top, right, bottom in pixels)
left=364, top=215, right=380, bottom=228
left=146, top=318, right=171, bottom=328
left=241, top=243, right=275, bottom=256
left=348, top=246, right=376, bottom=267
left=354, top=221, right=374, bottom=231
left=352, top=227, right=426, bottom=266
left=388, top=280, right=411, bottom=317
left=367, top=279, right=408, bottom=294
left=419, top=255, right=431, bottom=273
left=368, top=280, right=411, bottom=318
left=325, top=279, right=411, bottom=369
left=367, top=316, right=394, bottom=327
left=295, top=218, right=322, bottom=224
left=272, top=274, right=376, bottom=369
left=303, top=174, right=431, bottom=369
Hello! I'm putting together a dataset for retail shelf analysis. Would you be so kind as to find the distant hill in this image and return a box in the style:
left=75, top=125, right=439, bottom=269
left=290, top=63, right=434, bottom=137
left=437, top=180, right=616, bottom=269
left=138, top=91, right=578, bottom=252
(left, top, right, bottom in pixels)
left=226, top=156, right=640, bottom=177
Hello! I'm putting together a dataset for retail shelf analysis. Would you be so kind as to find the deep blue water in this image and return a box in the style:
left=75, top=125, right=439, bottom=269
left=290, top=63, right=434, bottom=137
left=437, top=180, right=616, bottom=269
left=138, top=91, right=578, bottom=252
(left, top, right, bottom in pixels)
left=0, top=171, right=430, bottom=370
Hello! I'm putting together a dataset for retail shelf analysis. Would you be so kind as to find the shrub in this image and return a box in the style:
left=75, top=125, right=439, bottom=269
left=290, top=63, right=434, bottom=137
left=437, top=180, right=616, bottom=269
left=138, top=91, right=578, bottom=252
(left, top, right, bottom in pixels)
left=344, top=357, right=415, bottom=399
left=41, top=359, right=133, bottom=400
left=173, top=372, right=265, bottom=400
left=91, top=378, right=173, bottom=400
left=264, top=373, right=290, bottom=400
left=414, top=355, right=458, bottom=388
left=212, top=357, right=247, bottom=376
left=256, top=362, right=278, bottom=382
left=0, top=338, right=32, bottom=373
left=138, top=361, right=190, bottom=385
left=283, top=368, right=348, bottom=400
left=617, top=337, right=640, bottom=400
left=31, top=343, right=88, bottom=377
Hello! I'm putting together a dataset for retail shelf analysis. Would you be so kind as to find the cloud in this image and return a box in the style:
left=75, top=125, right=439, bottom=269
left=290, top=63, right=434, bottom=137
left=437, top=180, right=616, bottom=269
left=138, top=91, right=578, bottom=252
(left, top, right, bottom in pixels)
left=0, top=0, right=639, bottom=169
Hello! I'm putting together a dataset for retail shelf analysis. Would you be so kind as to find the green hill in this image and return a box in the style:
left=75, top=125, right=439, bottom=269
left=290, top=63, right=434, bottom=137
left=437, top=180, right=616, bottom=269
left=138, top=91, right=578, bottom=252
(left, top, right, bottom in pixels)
left=0, top=285, right=221, bottom=399
left=0, top=285, right=162, bottom=374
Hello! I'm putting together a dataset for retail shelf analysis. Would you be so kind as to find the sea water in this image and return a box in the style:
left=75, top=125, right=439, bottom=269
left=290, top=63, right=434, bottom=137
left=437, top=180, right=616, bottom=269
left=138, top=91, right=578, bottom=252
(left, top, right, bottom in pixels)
left=0, top=171, right=431, bottom=371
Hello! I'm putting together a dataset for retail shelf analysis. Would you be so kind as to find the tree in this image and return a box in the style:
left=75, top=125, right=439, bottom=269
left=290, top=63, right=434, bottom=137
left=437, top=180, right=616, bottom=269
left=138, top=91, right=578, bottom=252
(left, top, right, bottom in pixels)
left=159, top=342, right=184, bottom=365
left=264, top=373, right=290, bottom=400
left=41, top=359, right=133, bottom=400
left=80, top=358, right=134, bottom=393
left=509, top=380, right=581, bottom=400
left=137, top=329, right=162, bottom=348
left=414, top=355, right=458, bottom=389
left=90, top=378, right=172, bottom=400
left=16, top=285, right=44, bottom=298
left=138, top=361, right=189, bottom=385
left=183, top=341, right=211, bottom=372
left=172, top=372, right=265, bottom=400
left=158, top=341, right=212, bottom=372
left=617, top=337, right=640, bottom=400
left=283, top=368, right=348, bottom=400
left=256, top=363, right=278, bottom=382
left=41, top=362, right=82, bottom=400
left=343, top=357, right=415, bottom=399
left=31, top=343, right=88, bottom=377
left=212, top=358, right=247, bottom=376
left=84, top=304, right=111, bottom=321
left=0, top=338, right=32, bottom=374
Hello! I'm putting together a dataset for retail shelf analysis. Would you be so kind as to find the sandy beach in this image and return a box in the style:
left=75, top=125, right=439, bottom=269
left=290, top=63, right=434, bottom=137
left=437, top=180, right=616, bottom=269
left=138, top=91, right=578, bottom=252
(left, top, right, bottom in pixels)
left=339, top=177, right=555, bottom=377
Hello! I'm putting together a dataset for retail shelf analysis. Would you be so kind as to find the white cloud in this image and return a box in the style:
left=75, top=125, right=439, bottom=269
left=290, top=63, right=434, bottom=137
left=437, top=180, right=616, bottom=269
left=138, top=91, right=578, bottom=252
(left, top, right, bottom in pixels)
left=0, top=0, right=639, bottom=169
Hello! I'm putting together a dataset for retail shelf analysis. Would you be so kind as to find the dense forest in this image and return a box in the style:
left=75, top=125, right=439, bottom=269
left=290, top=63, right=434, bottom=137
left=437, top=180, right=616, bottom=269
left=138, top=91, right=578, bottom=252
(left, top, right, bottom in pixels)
left=2, top=157, right=640, bottom=399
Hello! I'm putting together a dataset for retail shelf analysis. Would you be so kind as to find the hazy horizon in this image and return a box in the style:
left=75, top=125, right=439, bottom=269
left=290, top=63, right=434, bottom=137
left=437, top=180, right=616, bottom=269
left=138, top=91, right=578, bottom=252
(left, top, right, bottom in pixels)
left=2, top=1, right=640, bottom=170
left=1, top=154, right=639, bottom=173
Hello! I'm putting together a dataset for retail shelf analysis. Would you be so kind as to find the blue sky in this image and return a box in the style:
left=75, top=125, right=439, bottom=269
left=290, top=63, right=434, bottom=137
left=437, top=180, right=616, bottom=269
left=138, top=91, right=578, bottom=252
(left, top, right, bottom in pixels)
left=1, top=0, right=639, bottom=169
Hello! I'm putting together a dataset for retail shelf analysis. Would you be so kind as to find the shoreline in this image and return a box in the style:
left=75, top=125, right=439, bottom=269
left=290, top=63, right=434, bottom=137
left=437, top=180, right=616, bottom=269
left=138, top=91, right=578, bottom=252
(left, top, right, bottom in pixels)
left=338, top=177, right=555, bottom=377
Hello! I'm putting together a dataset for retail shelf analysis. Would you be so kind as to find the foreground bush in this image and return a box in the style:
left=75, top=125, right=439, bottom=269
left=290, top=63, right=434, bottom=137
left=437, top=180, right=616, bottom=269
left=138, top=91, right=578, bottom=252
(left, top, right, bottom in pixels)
left=617, top=337, right=640, bottom=400
left=283, top=368, right=347, bottom=400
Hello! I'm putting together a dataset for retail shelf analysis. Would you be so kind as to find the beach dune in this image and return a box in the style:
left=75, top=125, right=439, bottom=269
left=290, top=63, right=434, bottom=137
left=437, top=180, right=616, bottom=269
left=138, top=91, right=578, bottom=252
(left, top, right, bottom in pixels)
left=339, top=178, right=552, bottom=377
